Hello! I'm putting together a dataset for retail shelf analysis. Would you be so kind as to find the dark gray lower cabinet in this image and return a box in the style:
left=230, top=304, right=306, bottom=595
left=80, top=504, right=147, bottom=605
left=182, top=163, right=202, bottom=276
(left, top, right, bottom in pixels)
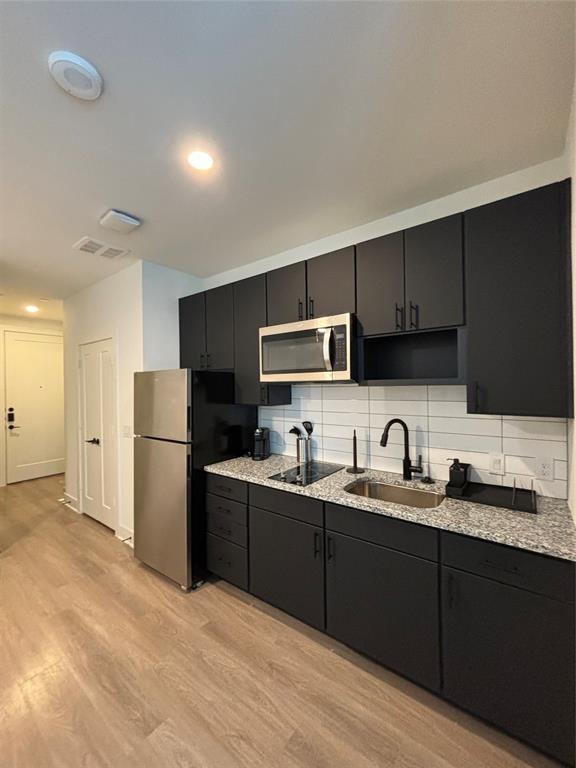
left=249, top=506, right=325, bottom=630
left=326, top=532, right=440, bottom=691
left=442, top=567, right=575, bottom=765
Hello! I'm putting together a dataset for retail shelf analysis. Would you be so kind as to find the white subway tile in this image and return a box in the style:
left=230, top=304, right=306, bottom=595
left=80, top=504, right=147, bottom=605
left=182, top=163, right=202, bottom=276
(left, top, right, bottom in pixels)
left=504, top=456, right=535, bottom=476
left=323, top=449, right=354, bottom=467
left=502, top=438, right=567, bottom=461
left=555, top=460, right=568, bottom=481
left=369, top=425, right=427, bottom=447
left=323, top=436, right=369, bottom=454
left=369, top=414, right=427, bottom=433
left=369, top=385, right=428, bottom=401
left=323, top=396, right=368, bottom=414
left=429, top=417, right=501, bottom=437
left=503, top=474, right=567, bottom=500
left=428, top=448, right=491, bottom=470
left=323, top=411, right=369, bottom=427
left=322, top=383, right=367, bottom=399
left=368, top=455, right=405, bottom=473
left=429, top=433, right=502, bottom=453
left=323, top=423, right=370, bottom=441
left=502, top=419, right=567, bottom=441
left=369, top=399, right=428, bottom=416
left=428, top=385, right=466, bottom=401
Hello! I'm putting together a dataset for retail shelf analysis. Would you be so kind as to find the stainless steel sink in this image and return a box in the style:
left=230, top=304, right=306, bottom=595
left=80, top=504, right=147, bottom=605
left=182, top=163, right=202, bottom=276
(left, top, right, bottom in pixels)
left=345, top=480, right=445, bottom=509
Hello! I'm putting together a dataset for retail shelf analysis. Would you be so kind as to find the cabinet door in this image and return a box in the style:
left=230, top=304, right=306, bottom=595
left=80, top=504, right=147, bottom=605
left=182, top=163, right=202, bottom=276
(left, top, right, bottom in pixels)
left=326, top=532, right=440, bottom=690
left=233, top=276, right=291, bottom=405
left=442, top=568, right=575, bottom=764
left=306, top=246, right=355, bottom=319
left=404, top=215, right=463, bottom=330
left=266, top=262, right=307, bottom=326
left=179, top=293, right=206, bottom=369
left=205, top=285, right=234, bottom=370
left=465, top=182, right=571, bottom=416
left=249, top=506, right=324, bottom=630
left=356, top=232, right=404, bottom=335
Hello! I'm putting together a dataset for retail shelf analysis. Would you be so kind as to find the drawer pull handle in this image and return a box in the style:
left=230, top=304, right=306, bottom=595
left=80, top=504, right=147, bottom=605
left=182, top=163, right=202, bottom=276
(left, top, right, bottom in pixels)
left=217, top=506, right=231, bottom=515
left=313, top=531, right=321, bottom=558
left=217, top=525, right=232, bottom=536
left=217, top=556, right=232, bottom=566
left=217, top=485, right=232, bottom=493
left=481, top=559, right=521, bottom=576
left=327, top=536, right=335, bottom=562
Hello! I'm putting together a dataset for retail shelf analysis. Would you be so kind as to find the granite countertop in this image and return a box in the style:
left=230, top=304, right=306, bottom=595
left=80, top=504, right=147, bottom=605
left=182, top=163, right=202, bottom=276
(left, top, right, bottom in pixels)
left=205, top=454, right=576, bottom=562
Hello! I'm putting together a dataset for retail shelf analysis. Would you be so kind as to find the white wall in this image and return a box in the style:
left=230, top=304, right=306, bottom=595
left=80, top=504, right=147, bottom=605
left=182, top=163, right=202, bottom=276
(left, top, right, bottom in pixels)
left=202, top=157, right=569, bottom=291
left=64, top=261, right=144, bottom=538
left=0, top=315, right=63, bottom=487
left=262, top=384, right=568, bottom=499
left=142, top=261, right=202, bottom=371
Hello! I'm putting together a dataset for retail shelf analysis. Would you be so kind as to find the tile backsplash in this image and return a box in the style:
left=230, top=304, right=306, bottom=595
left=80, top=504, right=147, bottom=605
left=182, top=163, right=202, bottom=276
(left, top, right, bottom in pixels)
left=259, top=384, right=569, bottom=499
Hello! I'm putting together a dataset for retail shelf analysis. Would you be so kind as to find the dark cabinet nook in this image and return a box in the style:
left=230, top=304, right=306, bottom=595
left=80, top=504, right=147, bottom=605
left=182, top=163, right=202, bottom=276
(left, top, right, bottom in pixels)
left=465, top=180, right=571, bottom=417
left=233, top=275, right=291, bottom=406
left=179, top=285, right=234, bottom=370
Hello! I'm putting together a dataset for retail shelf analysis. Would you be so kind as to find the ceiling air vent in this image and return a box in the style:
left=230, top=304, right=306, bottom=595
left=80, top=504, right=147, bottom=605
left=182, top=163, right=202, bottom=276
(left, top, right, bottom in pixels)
left=73, top=236, right=130, bottom=259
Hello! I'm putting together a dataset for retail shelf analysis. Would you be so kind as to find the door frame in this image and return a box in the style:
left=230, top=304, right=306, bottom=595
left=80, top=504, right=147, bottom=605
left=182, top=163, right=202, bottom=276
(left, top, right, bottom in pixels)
left=1, top=326, right=64, bottom=488
left=77, top=336, right=119, bottom=533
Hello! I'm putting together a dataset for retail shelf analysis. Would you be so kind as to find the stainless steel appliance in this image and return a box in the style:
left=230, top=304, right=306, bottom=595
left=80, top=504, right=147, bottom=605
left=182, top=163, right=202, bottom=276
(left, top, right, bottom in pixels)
left=134, top=369, right=256, bottom=590
left=259, top=313, right=354, bottom=383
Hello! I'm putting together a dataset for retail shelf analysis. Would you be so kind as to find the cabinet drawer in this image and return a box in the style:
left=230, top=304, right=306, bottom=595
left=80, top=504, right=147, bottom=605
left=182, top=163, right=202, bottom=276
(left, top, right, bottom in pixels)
left=206, top=534, right=248, bottom=590
left=207, top=510, right=247, bottom=548
left=250, top=485, right=323, bottom=526
left=206, top=474, right=248, bottom=504
left=441, top=532, right=574, bottom=603
left=206, top=493, right=247, bottom=526
left=326, top=503, right=438, bottom=561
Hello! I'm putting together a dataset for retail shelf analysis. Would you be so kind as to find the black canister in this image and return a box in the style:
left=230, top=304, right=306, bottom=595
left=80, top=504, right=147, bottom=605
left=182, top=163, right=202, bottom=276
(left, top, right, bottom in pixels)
left=252, top=427, right=270, bottom=461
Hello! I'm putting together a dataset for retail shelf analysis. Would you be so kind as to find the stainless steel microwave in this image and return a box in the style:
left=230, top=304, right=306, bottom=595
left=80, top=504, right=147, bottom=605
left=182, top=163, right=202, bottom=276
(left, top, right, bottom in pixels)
left=259, top=313, right=354, bottom=383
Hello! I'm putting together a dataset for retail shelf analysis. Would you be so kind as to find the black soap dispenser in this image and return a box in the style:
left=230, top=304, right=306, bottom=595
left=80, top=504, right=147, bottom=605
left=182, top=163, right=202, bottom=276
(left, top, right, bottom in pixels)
left=447, top=458, right=470, bottom=494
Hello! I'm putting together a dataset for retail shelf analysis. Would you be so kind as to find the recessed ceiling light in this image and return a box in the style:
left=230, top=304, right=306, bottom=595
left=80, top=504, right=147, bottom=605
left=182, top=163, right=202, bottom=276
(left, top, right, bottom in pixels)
left=187, top=151, right=214, bottom=171
left=48, top=51, right=103, bottom=101
left=25, top=305, right=40, bottom=313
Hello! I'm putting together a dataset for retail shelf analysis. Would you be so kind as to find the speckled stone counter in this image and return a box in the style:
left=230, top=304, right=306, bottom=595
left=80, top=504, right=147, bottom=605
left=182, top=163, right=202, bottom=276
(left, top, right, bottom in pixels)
left=205, top=454, right=576, bottom=562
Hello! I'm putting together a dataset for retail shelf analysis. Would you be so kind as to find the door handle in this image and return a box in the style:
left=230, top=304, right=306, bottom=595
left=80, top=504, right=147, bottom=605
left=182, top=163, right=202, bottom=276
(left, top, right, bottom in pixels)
left=308, top=297, right=315, bottom=318
left=298, top=299, right=304, bottom=321
left=85, top=438, right=100, bottom=445
left=322, top=328, right=334, bottom=372
left=327, top=536, right=335, bottom=562
left=409, top=301, right=419, bottom=329
left=395, top=303, right=404, bottom=330
left=313, top=531, right=321, bottom=558
left=8, top=425, right=20, bottom=430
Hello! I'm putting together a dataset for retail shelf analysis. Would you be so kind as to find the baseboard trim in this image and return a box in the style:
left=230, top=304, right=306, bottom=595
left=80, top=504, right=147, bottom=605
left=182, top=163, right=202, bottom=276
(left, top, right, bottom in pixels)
left=115, top=526, right=133, bottom=545
left=63, top=492, right=80, bottom=514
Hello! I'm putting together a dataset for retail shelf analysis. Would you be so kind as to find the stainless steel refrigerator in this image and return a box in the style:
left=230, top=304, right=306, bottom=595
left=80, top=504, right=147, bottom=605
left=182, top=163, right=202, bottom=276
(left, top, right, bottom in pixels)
left=133, top=369, right=256, bottom=590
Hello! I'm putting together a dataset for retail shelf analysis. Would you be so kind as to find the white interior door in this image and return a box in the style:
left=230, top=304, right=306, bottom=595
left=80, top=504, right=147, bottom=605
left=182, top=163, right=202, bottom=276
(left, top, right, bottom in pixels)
left=5, top=331, right=65, bottom=483
left=79, top=339, right=117, bottom=529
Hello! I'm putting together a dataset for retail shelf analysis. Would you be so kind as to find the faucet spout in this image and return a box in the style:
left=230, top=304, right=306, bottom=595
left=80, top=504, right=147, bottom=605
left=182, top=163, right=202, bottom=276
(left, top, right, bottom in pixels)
left=380, top=418, right=422, bottom=481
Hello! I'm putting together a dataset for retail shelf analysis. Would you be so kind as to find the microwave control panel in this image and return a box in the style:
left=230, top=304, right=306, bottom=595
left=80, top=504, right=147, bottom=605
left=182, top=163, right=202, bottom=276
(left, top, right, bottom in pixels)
left=333, top=325, right=348, bottom=371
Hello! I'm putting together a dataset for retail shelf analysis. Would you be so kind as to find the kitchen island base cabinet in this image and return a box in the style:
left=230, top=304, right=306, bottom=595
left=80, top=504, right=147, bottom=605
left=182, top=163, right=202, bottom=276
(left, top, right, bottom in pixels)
left=249, top=506, right=325, bottom=630
left=442, top=567, right=575, bottom=765
left=326, top=532, right=440, bottom=691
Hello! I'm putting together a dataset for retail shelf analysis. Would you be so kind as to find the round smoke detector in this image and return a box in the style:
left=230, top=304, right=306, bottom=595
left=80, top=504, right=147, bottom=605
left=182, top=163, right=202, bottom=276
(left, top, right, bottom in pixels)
left=48, top=51, right=103, bottom=101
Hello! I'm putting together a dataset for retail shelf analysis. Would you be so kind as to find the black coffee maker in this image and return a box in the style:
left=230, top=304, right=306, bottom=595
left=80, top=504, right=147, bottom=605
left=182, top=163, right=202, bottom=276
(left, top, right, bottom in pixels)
left=252, top=427, right=271, bottom=461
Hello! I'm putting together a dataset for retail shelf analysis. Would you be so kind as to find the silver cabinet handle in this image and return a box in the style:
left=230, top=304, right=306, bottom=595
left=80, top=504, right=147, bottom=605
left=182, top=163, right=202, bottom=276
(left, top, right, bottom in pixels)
left=322, top=328, right=333, bottom=372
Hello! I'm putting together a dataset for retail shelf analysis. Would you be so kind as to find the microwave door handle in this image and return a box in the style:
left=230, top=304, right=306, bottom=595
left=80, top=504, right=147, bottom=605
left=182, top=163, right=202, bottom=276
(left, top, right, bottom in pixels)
left=322, top=328, right=334, bottom=371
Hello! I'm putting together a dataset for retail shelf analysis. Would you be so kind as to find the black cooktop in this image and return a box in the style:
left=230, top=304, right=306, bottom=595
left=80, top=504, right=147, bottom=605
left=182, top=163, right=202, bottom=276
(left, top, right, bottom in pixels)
left=269, top=461, right=344, bottom=487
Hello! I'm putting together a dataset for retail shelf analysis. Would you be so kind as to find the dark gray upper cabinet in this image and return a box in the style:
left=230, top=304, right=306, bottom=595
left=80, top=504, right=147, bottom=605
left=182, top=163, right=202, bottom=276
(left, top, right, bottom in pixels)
left=249, top=505, right=325, bottom=630
left=266, top=262, right=306, bottom=325
left=404, top=214, right=464, bottom=330
left=306, top=246, right=355, bottom=318
left=356, top=231, right=404, bottom=335
left=442, top=567, right=574, bottom=764
left=233, top=275, right=291, bottom=406
left=179, top=293, right=206, bottom=369
left=205, top=285, right=234, bottom=370
left=326, top=531, right=440, bottom=691
left=465, top=181, right=571, bottom=417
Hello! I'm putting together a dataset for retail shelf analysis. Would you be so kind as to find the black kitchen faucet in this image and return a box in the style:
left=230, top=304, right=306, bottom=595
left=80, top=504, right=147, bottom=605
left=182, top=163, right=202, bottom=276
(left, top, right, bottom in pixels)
left=380, top=418, right=423, bottom=481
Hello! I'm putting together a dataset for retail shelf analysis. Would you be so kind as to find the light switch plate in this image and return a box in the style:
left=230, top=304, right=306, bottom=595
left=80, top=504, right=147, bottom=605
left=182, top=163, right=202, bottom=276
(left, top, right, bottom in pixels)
left=488, top=453, right=505, bottom=474
left=534, top=457, right=554, bottom=480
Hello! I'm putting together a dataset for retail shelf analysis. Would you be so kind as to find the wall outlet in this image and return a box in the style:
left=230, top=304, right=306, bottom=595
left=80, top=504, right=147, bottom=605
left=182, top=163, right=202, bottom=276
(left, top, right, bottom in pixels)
left=488, top=453, right=505, bottom=474
left=534, top=457, right=554, bottom=481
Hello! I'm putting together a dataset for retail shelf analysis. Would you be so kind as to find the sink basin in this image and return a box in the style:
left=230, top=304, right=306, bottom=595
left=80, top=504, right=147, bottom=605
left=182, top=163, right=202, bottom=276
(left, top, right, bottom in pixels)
left=345, top=480, right=445, bottom=509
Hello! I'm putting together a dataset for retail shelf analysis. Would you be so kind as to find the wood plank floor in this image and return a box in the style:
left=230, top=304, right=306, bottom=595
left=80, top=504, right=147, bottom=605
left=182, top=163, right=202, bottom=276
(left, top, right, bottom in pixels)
left=0, top=475, right=561, bottom=768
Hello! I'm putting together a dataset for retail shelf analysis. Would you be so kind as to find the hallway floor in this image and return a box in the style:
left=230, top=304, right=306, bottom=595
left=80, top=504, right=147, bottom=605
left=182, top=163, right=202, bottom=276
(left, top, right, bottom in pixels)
left=0, top=476, right=561, bottom=768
